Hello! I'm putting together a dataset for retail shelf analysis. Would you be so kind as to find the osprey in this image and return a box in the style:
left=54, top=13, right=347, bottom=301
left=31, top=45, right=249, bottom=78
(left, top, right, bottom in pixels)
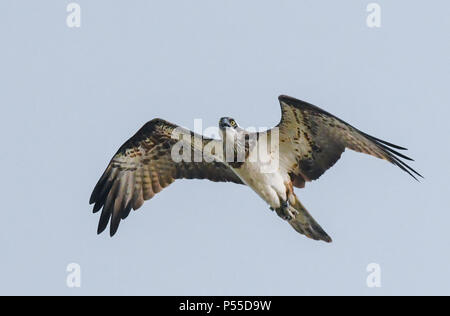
left=89, top=95, right=421, bottom=242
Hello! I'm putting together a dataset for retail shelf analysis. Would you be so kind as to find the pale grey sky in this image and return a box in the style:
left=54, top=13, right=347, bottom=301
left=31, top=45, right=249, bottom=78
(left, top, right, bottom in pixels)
left=1, top=1, right=449, bottom=295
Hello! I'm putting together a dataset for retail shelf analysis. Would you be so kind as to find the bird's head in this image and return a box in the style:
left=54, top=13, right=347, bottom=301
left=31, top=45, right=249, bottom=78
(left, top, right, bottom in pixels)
left=219, top=117, right=239, bottom=129
left=219, top=117, right=240, bottom=141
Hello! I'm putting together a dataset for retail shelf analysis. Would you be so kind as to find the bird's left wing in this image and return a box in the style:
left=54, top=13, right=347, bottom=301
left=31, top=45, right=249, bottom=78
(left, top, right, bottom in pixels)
left=89, top=119, right=243, bottom=236
left=276, top=95, right=422, bottom=186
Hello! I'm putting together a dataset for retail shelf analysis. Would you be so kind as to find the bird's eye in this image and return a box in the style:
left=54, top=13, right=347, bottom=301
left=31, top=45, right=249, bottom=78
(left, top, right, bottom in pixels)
left=230, top=120, right=237, bottom=127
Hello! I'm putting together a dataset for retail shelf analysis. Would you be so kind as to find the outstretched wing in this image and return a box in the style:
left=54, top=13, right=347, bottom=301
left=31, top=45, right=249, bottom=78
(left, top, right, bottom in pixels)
left=89, top=119, right=243, bottom=236
left=276, top=95, right=422, bottom=186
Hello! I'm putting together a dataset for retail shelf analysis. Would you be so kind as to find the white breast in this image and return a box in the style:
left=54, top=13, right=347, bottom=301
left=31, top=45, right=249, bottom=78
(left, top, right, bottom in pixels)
left=230, top=144, right=289, bottom=209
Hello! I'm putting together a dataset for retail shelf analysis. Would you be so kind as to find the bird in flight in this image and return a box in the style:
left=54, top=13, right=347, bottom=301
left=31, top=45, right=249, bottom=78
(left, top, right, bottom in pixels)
left=90, top=95, right=421, bottom=242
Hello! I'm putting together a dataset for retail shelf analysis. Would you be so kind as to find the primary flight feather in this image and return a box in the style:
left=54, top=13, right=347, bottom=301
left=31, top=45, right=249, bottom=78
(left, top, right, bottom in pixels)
left=90, top=95, right=421, bottom=242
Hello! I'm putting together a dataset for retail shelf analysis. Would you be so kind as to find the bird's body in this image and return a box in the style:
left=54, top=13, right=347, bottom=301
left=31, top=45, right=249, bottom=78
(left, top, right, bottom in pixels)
left=90, top=95, right=421, bottom=242
left=218, top=124, right=287, bottom=209
left=230, top=149, right=290, bottom=210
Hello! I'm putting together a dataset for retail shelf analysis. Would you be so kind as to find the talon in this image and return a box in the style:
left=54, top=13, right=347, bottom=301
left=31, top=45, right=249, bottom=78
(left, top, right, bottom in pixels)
left=275, top=200, right=294, bottom=221
left=287, top=208, right=296, bottom=220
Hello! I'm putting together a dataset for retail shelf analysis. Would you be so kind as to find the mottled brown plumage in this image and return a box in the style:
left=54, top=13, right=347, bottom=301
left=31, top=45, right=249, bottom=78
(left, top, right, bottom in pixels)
left=89, top=119, right=243, bottom=236
left=277, top=95, right=422, bottom=184
left=90, top=96, right=421, bottom=242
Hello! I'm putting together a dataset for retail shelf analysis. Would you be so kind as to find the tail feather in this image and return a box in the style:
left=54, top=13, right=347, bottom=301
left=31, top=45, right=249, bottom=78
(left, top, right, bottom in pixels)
left=288, top=197, right=332, bottom=243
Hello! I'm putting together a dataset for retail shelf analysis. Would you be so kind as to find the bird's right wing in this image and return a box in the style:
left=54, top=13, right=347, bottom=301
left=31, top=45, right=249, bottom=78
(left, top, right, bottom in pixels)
left=89, top=119, right=243, bottom=236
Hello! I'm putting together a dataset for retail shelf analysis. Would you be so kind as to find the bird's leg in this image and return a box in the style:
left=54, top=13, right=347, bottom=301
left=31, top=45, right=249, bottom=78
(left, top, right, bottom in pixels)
left=274, top=200, right=296, bottom=221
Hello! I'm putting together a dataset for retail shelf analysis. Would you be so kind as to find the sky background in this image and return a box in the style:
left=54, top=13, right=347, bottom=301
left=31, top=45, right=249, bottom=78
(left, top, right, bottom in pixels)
left=1, top=1, right=449, bottom=295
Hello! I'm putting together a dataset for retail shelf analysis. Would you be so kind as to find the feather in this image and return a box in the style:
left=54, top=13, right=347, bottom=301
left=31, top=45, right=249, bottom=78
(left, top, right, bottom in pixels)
left=276, top=95, right=422, bottom=182
left=89, top=119, right=243, bottom=236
